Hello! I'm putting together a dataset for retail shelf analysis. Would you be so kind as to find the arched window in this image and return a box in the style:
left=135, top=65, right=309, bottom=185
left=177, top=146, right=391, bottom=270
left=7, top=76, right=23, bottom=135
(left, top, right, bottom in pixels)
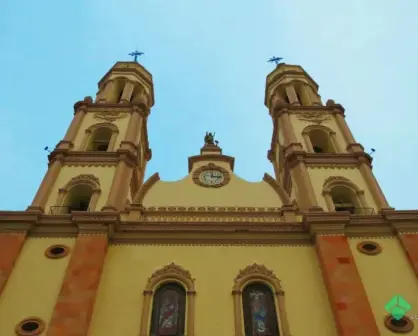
left=51, top=174, right=101, bottom=214
left=86, top=127, right=113, bottom=151
left=232, top=264, right=292, bottom=336
left=242, top=283, right=280, bottom=336
left=150, top=283, right=186, bottom=336
left=322, top=176, right=373, bottom=214
left=331, top=186, right=359, bottom=214
left=139, top=263, right=196, bottom=336
left=309, top=129, right=335, bottom=153
left=80, top=123, right=119, bottom=152
left=62, top=184, right=93, bottom=213
left=302, top=125, right=340, bottom=153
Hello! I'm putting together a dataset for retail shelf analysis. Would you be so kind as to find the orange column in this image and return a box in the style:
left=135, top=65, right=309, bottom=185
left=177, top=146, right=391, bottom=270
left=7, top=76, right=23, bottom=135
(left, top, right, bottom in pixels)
left=316, top=235, right=379, bottom=336
left=397, top=233, right=418, bottom=278
left=46, top=233, right=108, bottom=336
left=0, top=232, right=27, bottom=297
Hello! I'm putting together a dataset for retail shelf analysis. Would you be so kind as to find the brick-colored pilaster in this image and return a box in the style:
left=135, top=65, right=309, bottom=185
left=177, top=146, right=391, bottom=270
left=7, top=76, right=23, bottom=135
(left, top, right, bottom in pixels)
left=316, top=235, right=379, bottom=336
left=47, top=234, right=108, bottom=336
left=0, top=232, right=26, bottom=297
left=398, top=233, right=418, bottom=278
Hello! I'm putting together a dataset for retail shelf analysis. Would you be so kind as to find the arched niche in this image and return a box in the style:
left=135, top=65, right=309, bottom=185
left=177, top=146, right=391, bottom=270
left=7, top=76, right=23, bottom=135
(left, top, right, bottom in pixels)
left=139, top=263, right=196, bottom=336
left=302, top=124, right=341, bottom=153
left=52, top=174, right=101, bottom=214
left=322, top=176, right=371, bottom=214
left=232, top=263, right=292, bottom=336
left=80, top=123, right=119, bottom=152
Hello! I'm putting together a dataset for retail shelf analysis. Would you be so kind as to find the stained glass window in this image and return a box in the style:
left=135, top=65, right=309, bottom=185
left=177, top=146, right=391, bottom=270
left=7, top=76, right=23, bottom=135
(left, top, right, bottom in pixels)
left=242, top=283, right=279, bottom=336
left=150, top=283, right=186, bottom=336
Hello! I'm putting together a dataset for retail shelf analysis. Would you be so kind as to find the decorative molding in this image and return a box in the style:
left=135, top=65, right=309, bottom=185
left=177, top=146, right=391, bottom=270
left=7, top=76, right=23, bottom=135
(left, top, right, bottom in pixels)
left=323, top=176, right=351, bottom=186
left=66, top=174, right=100, bottom=188
left=145, top=206, right=282, bottom=213
left=48, top=150, right=137, bottom=168
left=85, top=122, right=119, bottom=133
left=65, top=163, right=117, bottom=167
left=146, top=263, right=195, bottom=291
left=297, top=111, right=332, bottom=124
left=307, top=164, right=357, bottom=169
left=304, top=212, right=350, bottom=236
left=192, top=163, right=231, bottom=188
left=143, top=215, right=284, bottom=223
left=188, top=154, right=235, bottom=172
left=93, top=111, right=129, bottom=122
left=234, top=263, right=279, bottom=284
left=284, top=150, right=372, bottom=171
left=1, top=209, right=418, bottom=241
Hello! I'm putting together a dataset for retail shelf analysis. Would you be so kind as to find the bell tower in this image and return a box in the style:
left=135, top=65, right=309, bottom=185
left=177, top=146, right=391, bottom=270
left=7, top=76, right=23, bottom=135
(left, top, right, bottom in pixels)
left=27, top=61, right=154, bottom=214
left=265, top=63, right=391, bottom=213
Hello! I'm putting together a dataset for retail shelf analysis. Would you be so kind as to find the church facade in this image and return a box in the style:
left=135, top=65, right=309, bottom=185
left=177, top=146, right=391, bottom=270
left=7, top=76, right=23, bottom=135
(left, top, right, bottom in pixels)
left=0, top=61, right=418, bottom=336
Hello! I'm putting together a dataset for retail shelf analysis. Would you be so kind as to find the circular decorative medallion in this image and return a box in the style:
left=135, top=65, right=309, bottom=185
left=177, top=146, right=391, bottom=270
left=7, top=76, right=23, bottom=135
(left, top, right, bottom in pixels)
left=15, top=317, right=46, bottom=336
left=192, top=163, right=230, bottom=188
left=357, top=241, right=382, bottom=256
left=45, top=244, right=71, bottom=259
left=384, top=315, right=414, bottom=333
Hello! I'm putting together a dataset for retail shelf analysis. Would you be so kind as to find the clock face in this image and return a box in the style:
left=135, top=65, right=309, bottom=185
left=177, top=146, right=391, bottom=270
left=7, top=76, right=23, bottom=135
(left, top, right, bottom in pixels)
left=199, top=169, right=225, bottom=186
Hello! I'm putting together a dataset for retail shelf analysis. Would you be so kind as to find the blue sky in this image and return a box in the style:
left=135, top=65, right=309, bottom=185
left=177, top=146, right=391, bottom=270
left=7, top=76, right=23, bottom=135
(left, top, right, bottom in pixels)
left=0, top=0, right=417, bottom=210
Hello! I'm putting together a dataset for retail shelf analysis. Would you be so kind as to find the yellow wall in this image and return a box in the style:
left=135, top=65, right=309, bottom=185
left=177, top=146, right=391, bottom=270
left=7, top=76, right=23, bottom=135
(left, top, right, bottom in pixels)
left=89, top=244, right=337, bottom=336
left=308, top=167, right=377, bottom=211
left=349, top=237, right=418, bottom=335
left=72, top=112, right=129, bottom=151
left=45, top=165, right=116, bottom=213
left=0, top=237, right=75, bottom=336
left=143, top=161, right=284, bottom=208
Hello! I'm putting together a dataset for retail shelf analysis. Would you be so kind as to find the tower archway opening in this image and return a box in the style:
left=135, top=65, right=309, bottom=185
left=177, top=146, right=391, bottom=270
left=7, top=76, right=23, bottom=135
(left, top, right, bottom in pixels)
left=86, top=127, right=113, bottom=151
left=294, top=83, right=310, bottom=106
left=62, top=184, right=93, bottom=213
left=309, top=129, right=336, bottom=153
left=131, top=85, right=142, bottom=103
left=113, top=79, right=125, bottom=103
left=330, top=186, right=360, bottom=214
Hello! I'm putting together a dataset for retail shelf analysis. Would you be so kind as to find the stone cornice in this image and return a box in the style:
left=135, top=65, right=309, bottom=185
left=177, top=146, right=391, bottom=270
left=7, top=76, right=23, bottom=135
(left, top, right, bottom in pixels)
left=73, top=101, right=151, bottom=117
left=98, top=62, right=153, bottom=88
left=284, top=149, right=373, bottom=169
left=382, top=210, right=418, bottom=234
left=47, top=149, right=139, bottom=168
left=1, top=209, right=418, bottom=242
left=188, top=154, right=235, bottom=173
left=271, top=105, right=342, bottom=120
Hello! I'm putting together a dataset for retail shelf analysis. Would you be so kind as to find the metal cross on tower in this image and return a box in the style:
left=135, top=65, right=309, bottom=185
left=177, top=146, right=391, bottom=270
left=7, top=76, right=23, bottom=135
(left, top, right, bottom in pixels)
left=267, top=56, right=283, bottom=65
left=129, top=50, right=144, bottom=62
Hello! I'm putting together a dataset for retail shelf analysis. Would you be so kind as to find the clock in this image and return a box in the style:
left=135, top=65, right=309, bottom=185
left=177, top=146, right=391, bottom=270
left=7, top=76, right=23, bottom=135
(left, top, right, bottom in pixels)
left=199, top=169, right=225, bottom=186
left=192, top=163, right=231, bottom=188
